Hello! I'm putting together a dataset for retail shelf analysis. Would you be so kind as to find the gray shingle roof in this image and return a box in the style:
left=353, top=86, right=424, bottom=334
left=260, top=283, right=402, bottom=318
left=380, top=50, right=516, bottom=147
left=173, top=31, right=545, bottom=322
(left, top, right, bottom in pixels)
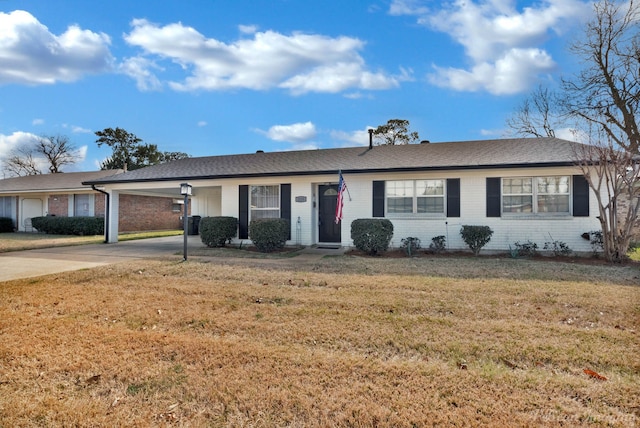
left=84, top=137, right=585, bottom=185
left=0, top=170, right=124, bottom=193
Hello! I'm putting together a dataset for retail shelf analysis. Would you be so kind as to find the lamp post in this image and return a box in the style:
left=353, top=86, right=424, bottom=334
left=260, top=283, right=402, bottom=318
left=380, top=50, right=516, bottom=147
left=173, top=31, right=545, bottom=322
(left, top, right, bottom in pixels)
left=180, top=182, right=192, bottom=261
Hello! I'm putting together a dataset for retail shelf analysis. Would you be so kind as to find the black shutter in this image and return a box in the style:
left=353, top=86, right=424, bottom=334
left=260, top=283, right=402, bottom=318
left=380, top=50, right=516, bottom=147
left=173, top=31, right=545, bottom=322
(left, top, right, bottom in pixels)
left=573, top=175, right=589, bottom=217
left=446, top=178, right=460, bottom=217
left=372, top=181, right=385, bottom=217
left=239, top=185, right=249, bottom=239
left=486, top=177, right=501, bottom=217
left=280, top=184, right=291, bottom=239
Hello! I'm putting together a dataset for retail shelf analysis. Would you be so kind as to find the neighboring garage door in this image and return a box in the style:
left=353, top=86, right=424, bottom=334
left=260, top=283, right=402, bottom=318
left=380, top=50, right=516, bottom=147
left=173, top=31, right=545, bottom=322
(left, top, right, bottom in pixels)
left=21, top=198, right=43, bottom=232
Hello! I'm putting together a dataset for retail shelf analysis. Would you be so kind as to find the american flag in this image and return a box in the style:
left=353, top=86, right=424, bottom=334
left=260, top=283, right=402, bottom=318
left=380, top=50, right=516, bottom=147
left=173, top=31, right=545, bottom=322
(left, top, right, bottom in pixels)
left=335, top=171, right=347, bottom=224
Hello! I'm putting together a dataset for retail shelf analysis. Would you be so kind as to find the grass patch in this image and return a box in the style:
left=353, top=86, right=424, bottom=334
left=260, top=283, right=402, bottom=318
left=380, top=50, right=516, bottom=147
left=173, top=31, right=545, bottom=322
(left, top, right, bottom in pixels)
left=0, top=230, right=183, bottom=252
left=0, top=256, right=638, bottom=426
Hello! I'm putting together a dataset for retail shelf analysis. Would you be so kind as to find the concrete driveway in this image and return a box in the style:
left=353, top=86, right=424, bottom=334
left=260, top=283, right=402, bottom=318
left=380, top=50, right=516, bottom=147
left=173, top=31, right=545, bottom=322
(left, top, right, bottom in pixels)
left=0, top=235, right=203, bottom=282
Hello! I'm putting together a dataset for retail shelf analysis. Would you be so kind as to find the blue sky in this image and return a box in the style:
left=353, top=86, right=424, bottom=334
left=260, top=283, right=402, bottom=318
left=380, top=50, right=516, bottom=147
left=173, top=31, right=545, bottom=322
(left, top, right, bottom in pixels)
left=0, top=0, right=592, bottom=174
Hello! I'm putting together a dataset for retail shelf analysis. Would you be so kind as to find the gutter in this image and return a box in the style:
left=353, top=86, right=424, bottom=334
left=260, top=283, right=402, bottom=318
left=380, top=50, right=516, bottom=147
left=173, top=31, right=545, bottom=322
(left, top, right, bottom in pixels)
left=92, top=185, right=109, bottom=243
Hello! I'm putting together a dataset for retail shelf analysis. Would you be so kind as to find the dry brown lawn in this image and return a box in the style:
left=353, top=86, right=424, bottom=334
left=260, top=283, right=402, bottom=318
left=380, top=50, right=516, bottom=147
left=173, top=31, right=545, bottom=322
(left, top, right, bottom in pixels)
left=0, top=254, right=638, bottom=427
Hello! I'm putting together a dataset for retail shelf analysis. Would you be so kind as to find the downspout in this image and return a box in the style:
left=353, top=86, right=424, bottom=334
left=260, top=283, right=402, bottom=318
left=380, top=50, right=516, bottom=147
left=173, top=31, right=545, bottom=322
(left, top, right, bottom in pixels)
left=92, top=185, right=109, bottom=243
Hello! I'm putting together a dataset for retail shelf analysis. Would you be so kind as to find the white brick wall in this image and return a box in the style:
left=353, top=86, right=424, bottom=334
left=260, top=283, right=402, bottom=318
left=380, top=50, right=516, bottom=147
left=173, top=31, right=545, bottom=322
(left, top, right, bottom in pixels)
left=185, top=167, right=601, bottom=253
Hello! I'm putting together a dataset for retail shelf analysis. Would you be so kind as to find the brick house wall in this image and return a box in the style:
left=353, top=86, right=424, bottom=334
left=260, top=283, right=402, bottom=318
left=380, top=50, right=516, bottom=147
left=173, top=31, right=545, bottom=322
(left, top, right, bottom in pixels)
left=618, top=193, right=640, bottom=241
left=117, top=194, right=183, bottom=232
left=47, top=194, right=69, bottom=216
left=46, top=192, right=182, bottom=232
left=95, top=193, right=106, bottom=217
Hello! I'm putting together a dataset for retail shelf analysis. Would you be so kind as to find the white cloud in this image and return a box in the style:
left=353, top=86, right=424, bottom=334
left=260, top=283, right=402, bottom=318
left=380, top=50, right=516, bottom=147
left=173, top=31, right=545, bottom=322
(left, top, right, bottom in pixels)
left=388, top=0, right=430, bottom=16
left=119, top=56, right=163, bottom=91
left=0, top=131, right=37, bottom=159
left=71, top=126, right=91, bottom=134
left=264, top=122, right=317, bottom=143
left=32, top=118, right=44, bottom=125
left=239, top=24, right=258, bottom=34
left=197, top=120, right=207, bottom=127
left=429, top=47, right=555, bottom=95
left=0, top=10, right=113, bottom=85
left=122, top=19, right=399, bottom=94
left=395, top=0, right=590, bottom=94
left=330, top=128, right=372, bottom=147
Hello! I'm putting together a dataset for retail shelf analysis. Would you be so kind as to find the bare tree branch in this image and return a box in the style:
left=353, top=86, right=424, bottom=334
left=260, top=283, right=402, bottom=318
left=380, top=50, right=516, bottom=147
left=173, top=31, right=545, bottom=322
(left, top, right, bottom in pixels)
left=562, top=0, right=640, bottom=153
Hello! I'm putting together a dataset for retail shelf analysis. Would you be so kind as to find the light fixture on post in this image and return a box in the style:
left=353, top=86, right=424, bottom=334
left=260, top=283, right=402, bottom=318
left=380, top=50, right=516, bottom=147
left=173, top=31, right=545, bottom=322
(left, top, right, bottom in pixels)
left=180, top=183, right=192, bottom=261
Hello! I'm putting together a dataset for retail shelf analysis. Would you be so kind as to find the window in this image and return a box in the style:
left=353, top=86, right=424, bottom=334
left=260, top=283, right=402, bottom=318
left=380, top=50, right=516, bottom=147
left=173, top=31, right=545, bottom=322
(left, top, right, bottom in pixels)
left=0, top=196, right=14, bottom=218
left=74, top=194, right=91, bottom=217
left=502, top=176, right=570, bottom=214
left=250, top=185, right=280, bottom=220
left=386, top=179, right=445, bottom=214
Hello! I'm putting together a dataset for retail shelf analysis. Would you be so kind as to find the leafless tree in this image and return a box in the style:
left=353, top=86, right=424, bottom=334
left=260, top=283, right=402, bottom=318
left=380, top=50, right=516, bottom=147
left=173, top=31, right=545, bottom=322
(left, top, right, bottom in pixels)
left=3, top=134, right=80, bottom=176
left=4, top=147, right=41, bottom=176
left=505, top=86, right=559, bottom=138
left=574, top=129, right=640, bottom=262
left=35, top=135, right=80, bottom=173
left=562, top=0, right=640, bottom=154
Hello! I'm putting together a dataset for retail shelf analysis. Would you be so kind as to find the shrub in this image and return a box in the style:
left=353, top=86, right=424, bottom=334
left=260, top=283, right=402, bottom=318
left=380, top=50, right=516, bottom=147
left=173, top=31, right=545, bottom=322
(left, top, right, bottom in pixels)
left=544, top=240, right=572, bottom=257
left=400, top=237, right=421, bottom=256
left=513, top=240, right=538, bottom=258
left=428, top=235, right=446, bottom=253
left=0, top=217, right=14, bottom=233
left=350, top=218, right=393, bottom=256
left=30, top=216, right=104, bottom=236
left=587, top=231, right=603, bottom=256
left=199, top=216, right=237, bottom=247
left=460, top=225, right=493, bottom=256
left=249, top=218, right=290, bottom=252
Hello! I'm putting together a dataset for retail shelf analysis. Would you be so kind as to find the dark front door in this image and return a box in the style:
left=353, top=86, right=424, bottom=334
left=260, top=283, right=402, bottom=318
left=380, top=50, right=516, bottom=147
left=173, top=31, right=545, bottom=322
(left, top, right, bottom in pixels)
left=318, top=184, right=341, bottom=243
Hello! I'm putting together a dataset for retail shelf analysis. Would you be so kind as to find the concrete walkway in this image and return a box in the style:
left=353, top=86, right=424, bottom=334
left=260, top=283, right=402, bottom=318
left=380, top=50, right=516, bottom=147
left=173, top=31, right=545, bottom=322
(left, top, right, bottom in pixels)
left=0, top=236, right=345, bottom=282
left=0, top=236, right=201, bottom=282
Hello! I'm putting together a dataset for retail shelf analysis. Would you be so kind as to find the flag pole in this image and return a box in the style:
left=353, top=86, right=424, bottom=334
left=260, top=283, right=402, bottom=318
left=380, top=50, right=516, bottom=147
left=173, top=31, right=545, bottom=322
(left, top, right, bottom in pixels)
left=339, top=169, right=352, bottom=201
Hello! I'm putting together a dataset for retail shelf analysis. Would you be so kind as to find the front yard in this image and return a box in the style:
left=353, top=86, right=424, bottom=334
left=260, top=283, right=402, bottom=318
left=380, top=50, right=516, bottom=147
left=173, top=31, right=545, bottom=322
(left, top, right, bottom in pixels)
left=0, top=252, right=638, bottom=426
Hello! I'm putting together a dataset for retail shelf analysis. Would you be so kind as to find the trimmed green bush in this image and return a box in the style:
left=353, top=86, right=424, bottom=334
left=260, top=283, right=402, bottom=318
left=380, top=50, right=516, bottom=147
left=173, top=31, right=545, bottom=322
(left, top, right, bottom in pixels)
left=460, top=225, right=493, bottom=256
left=30, top=216, right=104, bottom=236
left=0, top=217, right=14, bottom=233
left=351, top=218, right=394, bottom=256
left=199, top=216, right=238, bottom=247
left=249, top=218, right=290, bottom=252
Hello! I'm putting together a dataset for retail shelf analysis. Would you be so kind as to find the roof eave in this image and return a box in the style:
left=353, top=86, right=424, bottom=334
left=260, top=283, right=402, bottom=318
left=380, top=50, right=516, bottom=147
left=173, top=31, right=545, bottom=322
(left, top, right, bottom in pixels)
left=83, top=161, right=578, bottom=185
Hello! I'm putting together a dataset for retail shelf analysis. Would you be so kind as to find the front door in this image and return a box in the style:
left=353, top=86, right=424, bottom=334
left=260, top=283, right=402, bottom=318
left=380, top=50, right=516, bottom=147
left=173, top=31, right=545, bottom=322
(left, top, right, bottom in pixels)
left=318, top=184, right=341, bottom=243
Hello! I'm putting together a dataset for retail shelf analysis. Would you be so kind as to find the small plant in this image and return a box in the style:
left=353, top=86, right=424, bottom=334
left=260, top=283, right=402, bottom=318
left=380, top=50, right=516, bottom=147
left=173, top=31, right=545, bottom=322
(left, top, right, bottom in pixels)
left=249, top=218, right=290, bottom=252
left=460, top=225, right=493, bottom=256
left=428, top=235, right=446, bottom=253
left=351, top=218, right=394, bottom=256
left=508, top=244, right=519, bottom=259
left=400, top=237, right=421, bottom=256
left=544, top=240, right=572, bottom=257
left=513, top=240, right=538, bottom=258
left=588, top=231, right=603, bottom=256
left=199, top=216, right=238, bottom=247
